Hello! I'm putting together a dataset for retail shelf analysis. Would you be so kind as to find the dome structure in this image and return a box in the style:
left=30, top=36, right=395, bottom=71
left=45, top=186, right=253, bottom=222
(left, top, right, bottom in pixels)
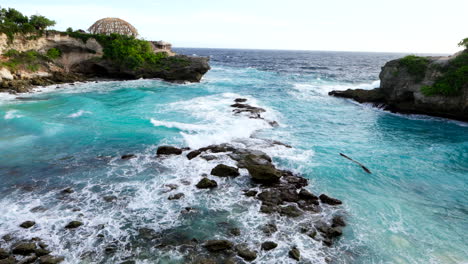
left=88, top=18, right=138, bottom=37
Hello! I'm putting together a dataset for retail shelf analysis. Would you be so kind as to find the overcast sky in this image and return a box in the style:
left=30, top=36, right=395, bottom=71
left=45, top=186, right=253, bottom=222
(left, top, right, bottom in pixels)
left=2, top=0, right=467, bottom=53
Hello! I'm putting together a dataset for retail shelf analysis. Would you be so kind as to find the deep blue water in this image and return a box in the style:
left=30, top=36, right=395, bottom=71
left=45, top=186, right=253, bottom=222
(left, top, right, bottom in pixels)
left=0, top=49, right=467, bottom=263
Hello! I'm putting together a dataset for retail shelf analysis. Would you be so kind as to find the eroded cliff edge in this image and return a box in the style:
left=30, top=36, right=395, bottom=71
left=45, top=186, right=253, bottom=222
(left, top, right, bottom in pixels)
left=0, top=32, right=210, bottom=93
left=329, top=48, right=468, bottom=121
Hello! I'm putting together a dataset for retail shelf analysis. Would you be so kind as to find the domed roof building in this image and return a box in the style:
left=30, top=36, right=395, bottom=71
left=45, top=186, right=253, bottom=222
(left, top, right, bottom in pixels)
left=88, top=18, right=138, bottom=37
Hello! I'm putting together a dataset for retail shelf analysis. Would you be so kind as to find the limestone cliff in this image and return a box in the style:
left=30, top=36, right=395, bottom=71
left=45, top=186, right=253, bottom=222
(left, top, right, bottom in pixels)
left=329, top=50, right=468, bottom=121
left=0, top=32, right=210, bottom=93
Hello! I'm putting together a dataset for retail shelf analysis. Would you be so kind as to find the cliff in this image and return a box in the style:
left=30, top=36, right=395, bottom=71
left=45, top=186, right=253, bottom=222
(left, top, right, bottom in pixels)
left=329, top=50, right=468, bottom=121
left=0, top=32, right=210, bottom=93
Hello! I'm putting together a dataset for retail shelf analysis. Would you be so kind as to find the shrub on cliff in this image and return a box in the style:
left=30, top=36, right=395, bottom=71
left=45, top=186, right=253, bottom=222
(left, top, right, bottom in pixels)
left=0, top=50, right=50, bottom=72
left=421, top=51, right=468, bottom=96
left=399, top=55, right=429, bottom=81
left=458, top=38, right=468, bottom=49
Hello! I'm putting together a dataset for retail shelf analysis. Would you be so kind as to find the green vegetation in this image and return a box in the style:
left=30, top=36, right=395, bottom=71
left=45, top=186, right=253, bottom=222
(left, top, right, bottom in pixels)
left=458, top=38, right=468, bottom=49
left=0, top=7, right=55, bottom=42
left=421, top=51, right=468, bottom=96
left=1, top=49, right=60, bottom=72
left=46, top=48, right=61, bottom=59
left=64, top=30, right=169, bottom=70
left=399, top=55, right=429, bottom=81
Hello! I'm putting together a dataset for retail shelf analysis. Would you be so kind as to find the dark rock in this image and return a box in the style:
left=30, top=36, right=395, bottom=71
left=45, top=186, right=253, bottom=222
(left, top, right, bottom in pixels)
left=228, top=228, right=240, bottom=236
left=0, top=256, right=16, bottom=264
left=121, top=154, right=136, bottom=160
left=316, top=223, right=343, bottom=239
left=203, top=240, right=233, bottom=252
left=289, top=247, right=300, bottom=261
left=38, top=243, right=48, bottom=249
left=243, top=155, right=282, bottom=183
left=261, top=223, right=278, bottom=235
left=198, top=144, right=236, bottom=153
left=186, top=150, right=201, bottom=160
left=257, top=190, right=283, bottom=205
left=103, top=195, right=117, bottom=202
left=261, top=241, right=277, bottom=251
left=260, top=204, right=278, bottom=214
left=38, top=255, right=64, bottom=264
left=165, top=184, right=178, bottom=190
left=168, top=193, right=185, bottom=200
left=65, top=221, right=83, bottom=229
left=196, top=178, right=217, bottom=189
left=319, top=194, right=342, bottom=205
left=210, top=164, right=239, bottom=177
left=12, top=243, right=36, bottom=255
left=60, top=188, right=74, bottom=194
left=298, top=188, right=318, bottom=200
left=200, top=155, right=217, bottom=161
left=193, top=258, right=217, bottom=264
left=307, top=230, right=317, bottom=239
left=297, top=200, right=320, bottom=211
left=279, top=204, right=303, bottom=217
left=279, top=187, right=300, bottom=203
left=0, top=248, right=9, bottom=259
left=234, top=98, right=247, bottom=103
left=235, top=244, right=257, bottom=261
left=35, top=249, right=51, bottom=257
left=2, top=235, right=13, bottom=242
left=30, top=206, right=48, bottom=213
left=243, top=190, right=258, bottom=197
left=329, top=88, right=385, bottom=104
left=282, top=172, right=308, bottom=188
left=20, top=221, right=36, bottom=229
left=332, top=216, right=346, bottom=227
left=156, top=146, right=183, bottom=156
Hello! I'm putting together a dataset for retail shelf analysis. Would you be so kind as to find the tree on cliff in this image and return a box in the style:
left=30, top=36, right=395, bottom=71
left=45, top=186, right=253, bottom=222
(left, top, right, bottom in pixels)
left=458, top=38, right=468, bottom=49
left=0, top=7, right=55, bottom=41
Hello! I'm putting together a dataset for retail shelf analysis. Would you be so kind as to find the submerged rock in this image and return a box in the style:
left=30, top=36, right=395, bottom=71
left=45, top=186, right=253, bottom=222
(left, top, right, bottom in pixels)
left=0, top=248, right=9, bottom=259
left=65, top=221, right=83, bottom=229
left=289, top=247, right=300, bottom=261
left=168, top=193, right=185, bottom=200
left=121, top=154, right=136, bottom=160
left=12, top=243, right=36, bottom=255
left=332, top=216, right=346, bottom=227
left=156, top=146, right=183, bottom=156
left=234, top=98, right=247, bottom=103
left=210, top=164, right=240, bottom=177
left=203, top=240, right=233, bottom=252
left=60, top=188, right=74, bottom=194
left=196, top=178, right=218, bottom=189
left=38, top=255, right=64, bottom=264
left=19, top=221, right=36, bottom=229
left=261, top=241, right=278, bottom=251
left=235, top=244, right=257, bottom=261
left=103, top=195, right=117, bottom=202
left=319, top=194, right=342, bottom=205
left=261, top=223, right=278, bottom=235
left=186, top=150, right=202, bottom=160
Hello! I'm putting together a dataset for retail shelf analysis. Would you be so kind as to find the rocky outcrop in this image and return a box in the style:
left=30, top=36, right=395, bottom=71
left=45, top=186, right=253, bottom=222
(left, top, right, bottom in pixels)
left=329, top=51, right=468, bottom=121
left=0, top=32, right=210, bottom=93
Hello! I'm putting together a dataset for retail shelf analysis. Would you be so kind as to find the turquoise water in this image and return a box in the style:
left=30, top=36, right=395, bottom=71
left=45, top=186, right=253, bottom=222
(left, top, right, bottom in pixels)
left=0, top=49, right=467, bottom=263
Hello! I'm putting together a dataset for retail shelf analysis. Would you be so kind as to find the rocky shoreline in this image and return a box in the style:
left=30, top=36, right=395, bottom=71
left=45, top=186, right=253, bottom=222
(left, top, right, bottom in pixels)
left=1, top=98, right=346, bottom=264
left=329, top=50, right=468, bottom=122
left=0, top=32, right=211, bottom=94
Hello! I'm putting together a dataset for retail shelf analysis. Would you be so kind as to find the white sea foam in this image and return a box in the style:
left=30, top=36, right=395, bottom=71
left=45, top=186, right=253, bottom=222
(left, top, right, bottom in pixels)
left=68, top=110, right=92, bottom=118
left=151, top=93, right=280, bottom=149
left=4, top=110, right=23, bottom=120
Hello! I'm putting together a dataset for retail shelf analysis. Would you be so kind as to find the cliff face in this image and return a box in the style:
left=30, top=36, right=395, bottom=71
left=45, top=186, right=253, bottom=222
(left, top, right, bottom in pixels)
left=0, top=32, right=210, bottom=93
left=329, top=52, right=468, bottom=121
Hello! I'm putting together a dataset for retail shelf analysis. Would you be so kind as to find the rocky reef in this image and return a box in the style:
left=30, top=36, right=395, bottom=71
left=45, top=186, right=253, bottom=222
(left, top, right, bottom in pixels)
left=329, top=49, right=468, bottom=121
left=0, top=32, right=210, bottom=93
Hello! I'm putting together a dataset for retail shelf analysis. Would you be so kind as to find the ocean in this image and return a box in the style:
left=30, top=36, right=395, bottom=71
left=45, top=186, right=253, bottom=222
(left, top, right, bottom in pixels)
left=0, top=48, right=467, bottom=263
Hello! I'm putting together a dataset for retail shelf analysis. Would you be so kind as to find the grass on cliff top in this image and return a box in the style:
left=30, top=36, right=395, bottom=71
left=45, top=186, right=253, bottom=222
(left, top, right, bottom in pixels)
left=63, top=31, right=182, bottom=70
left=399, top=55, right=430, bottom=82
left=421, top=50, right=468, bottom=96
left=1, top=49, right=59, bottom=72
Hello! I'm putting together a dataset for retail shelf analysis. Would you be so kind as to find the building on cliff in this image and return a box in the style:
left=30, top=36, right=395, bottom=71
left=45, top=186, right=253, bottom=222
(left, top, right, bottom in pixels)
left=88, top=18, right=138, bottom=37
left=88, top=18, right=174, bottom=56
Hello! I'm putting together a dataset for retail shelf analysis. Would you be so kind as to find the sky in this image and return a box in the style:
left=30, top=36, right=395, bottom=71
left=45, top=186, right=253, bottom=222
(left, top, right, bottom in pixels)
left=2, top=0, right=467, bottom=53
